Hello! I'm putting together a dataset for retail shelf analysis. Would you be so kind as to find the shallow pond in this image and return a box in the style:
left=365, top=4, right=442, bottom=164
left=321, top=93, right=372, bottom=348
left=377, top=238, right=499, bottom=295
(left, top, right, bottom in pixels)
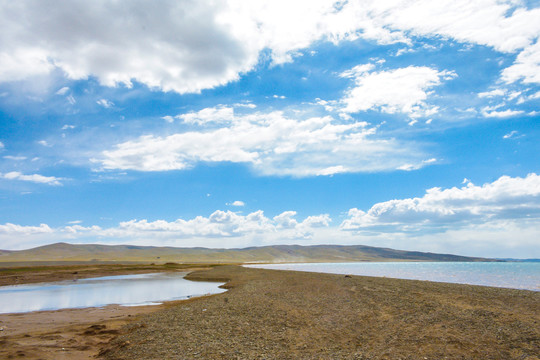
left=0, top=272, right=226, bottom=314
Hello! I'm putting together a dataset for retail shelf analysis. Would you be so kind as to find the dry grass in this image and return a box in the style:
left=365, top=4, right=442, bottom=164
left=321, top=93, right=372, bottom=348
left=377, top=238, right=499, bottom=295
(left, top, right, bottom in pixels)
left=102, top=265, right=539, bottom=360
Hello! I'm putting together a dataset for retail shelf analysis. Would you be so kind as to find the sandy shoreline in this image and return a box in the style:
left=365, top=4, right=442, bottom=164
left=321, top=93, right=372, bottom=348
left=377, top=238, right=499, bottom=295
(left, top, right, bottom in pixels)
left=0, top=264, right=215, bottom=359
left=1, top=264, right=539, bottom=359
left=0, top=303, right=170, bottom=360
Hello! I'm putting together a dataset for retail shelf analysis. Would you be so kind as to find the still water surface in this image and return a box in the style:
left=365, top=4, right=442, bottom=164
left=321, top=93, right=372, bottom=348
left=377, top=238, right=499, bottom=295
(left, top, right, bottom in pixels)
left=247, top=262, right=539, bottom=291
left=0, top=272, right=226, bottom=314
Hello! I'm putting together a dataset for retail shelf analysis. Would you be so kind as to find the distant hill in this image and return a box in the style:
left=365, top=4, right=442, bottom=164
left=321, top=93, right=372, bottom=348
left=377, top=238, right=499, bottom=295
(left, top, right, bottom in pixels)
left=0, top=242, right=497, bottom=265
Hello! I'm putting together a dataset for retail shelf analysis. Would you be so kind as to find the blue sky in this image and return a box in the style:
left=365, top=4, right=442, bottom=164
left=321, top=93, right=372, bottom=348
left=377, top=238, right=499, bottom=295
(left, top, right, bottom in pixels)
left=0, top=0, right=539, bottom=257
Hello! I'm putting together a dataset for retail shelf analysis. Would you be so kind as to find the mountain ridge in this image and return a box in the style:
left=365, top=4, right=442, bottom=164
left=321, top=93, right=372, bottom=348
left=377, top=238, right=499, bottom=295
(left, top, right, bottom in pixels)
left=0, top=242, right=498, bottom=264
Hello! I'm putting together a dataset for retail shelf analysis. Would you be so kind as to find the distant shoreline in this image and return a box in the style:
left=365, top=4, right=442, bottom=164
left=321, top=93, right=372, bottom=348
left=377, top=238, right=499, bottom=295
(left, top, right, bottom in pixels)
left=246, top=261, right=540, bottom=291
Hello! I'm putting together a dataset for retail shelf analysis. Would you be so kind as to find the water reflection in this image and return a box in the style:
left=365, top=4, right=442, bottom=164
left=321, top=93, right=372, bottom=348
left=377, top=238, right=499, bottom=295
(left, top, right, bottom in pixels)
left=0, top=272, right=226, bottom=314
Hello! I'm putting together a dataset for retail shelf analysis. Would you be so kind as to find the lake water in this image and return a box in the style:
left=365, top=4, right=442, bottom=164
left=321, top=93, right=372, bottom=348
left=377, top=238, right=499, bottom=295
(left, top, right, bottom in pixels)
left=246, top=262, right=540, bottom=291
left=0, top=272, right=226, bottom=314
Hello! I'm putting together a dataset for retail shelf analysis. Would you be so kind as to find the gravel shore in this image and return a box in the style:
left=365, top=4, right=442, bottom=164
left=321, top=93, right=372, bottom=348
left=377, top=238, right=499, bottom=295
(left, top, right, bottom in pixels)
left=102, top=265, right=539, bottom=360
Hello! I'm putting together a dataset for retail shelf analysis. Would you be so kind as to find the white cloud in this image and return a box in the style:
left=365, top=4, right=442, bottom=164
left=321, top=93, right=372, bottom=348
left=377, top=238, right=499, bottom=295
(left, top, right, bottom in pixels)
left=341, top=173, right=540, bottom=233
left=96, top=99, right=114, bottom=108
left=178, top=106, right=235, bottom=125
left=2, top=1, right=538, bottom=93
left=0, top=210, right=332, bottom=250
left=3, top=155, right=27, bottom=161
left=481, top=107, right=525, bottom=118
left=478, top=89, right=506, bottom=98
left=340, top=65, right=456, bottom=118
left=37, top=140, right=51, bottom=147
left=373, top=1, right=540, bottom=53
left=228, top=200, right=245, bottom=207
left=502, top=40, right=540, bottom=84
left=96, top=108, right=427, bottom=176
left=397, top=158, right=437, bottom=171
left=0, top=223, right=53, bottom=235
left=0, top=171, right=64, bottom=186
left=0, top=141, right=4, bottom=150
left=162, top=116, right=174, bottom=123
left=61, top=124, right=75, bottom=130
left=503, top=130, right=519, bottom=139
left=234, top=103, right=257, bottom=109
left=55, top=87, right=70, bottom=95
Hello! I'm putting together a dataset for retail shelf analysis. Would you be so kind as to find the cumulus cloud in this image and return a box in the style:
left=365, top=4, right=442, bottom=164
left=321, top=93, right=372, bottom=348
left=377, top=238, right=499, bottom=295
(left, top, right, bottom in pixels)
left=340, top=64, right=456, bottom=118
left=0, top=171, right=64, bottom=186
left=0, top=1, right=261, bottom=94
left=0, top=210, right=331, bottom=249
left=95, top=108, right=427, bottom=176
left=341, top=173, right=540, bottom=233
left=1, top=1, right=539, bottom=93
left=0, top=223, right=53, bottom=235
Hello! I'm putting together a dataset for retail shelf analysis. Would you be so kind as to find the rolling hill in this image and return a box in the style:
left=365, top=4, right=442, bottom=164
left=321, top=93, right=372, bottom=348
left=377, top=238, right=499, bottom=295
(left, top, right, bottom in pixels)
left=0, top=242, right=496, bottom=265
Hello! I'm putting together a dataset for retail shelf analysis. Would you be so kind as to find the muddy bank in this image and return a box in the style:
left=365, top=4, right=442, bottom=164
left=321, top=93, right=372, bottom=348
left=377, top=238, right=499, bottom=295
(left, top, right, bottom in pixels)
left=103, top=265, right=539, bottom=360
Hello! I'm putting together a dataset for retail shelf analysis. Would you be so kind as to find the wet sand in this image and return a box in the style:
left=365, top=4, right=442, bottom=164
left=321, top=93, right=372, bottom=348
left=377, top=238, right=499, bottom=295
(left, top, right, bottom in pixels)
left=0, top=264, right=213, bottom=359
left=0, top=303, right=173, bottom=359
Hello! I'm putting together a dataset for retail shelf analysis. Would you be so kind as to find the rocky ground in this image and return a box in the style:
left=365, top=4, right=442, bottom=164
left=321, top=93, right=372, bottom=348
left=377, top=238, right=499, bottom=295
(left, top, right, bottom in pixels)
left=102, top=265, right=539, bottom=360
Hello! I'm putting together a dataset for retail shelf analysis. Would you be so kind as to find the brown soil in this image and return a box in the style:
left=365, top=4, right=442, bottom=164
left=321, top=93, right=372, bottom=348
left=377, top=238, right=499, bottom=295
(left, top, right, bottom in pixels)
left=102, top=265, right=540, bottom=360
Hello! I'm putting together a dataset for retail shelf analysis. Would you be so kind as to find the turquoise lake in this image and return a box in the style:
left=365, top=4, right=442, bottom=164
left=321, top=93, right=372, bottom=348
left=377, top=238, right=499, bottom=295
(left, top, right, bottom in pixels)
left=0, top=272, right=226, bottom=314
left=246, top=262, right=539, bottom=291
